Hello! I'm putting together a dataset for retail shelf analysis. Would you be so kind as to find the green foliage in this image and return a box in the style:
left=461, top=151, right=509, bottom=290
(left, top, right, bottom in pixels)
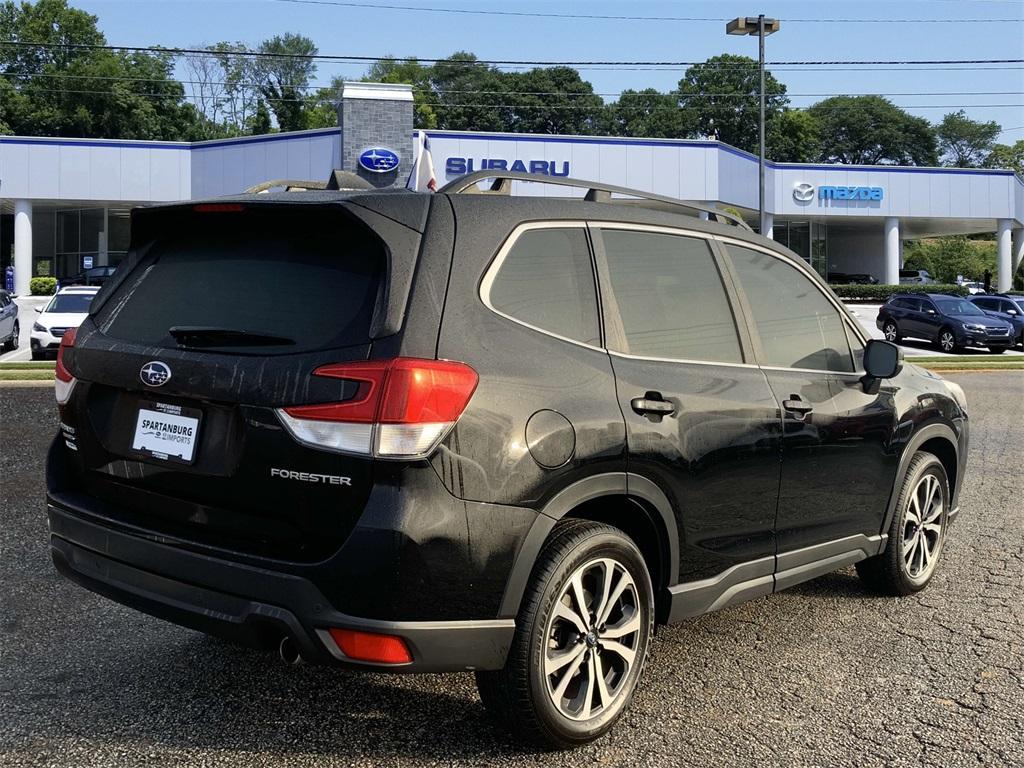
left=503, top=67, right=606, bottom=135
left=809, top=96, right=938, bottom=166
left=248, top=99, right=272, bottom=135
left=984, top=140, right=1024, bottom=176
left=608, top=88, right=687, bottom=138
left=430, top=52, right=510, bottom=132
left=365, top=58, right=438, bottom=129
left=903, top=237, right=996, bottom=283
left=1, top=0, right=205, bottom=140
left=29, top=277, right=57, bottom=295
left=768, top=110, right=821, bottom=162
left=828, top=283, right=968, bottom=301
left=255, top=33, right=317, bottom=132
left=936, top=110, right=1000, bottom=168
left=677, top=54, right=788, bottom=154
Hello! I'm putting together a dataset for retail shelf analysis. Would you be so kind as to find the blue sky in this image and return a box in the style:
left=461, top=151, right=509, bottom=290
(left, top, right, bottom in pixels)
left=76, top=0, right=1024, bottom=141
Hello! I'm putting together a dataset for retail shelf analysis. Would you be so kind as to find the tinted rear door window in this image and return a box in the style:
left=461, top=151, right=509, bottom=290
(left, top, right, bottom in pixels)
left=726, top=244, right=854, bottom=372
left=486, top=227, right=600, bottom=345
left=94, top=209, right=383, bottom=355
left=600, top=229, right=742, bottom=363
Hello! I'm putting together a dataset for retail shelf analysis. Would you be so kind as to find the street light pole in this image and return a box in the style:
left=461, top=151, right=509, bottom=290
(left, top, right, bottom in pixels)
left=727, top=15, right=780, bottom=236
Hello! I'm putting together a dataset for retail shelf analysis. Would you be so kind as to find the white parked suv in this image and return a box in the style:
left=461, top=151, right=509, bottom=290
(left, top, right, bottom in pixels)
left=30, top=286, right=99, bottom=360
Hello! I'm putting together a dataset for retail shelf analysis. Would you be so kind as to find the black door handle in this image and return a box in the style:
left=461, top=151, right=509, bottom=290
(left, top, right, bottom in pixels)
left=782, top=398, right=814, bottom=414
left=631, top=395, right=676, bottom=416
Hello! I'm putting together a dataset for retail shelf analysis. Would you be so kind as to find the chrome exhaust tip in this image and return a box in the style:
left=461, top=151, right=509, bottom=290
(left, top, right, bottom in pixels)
left=278, top=635, right=304, bottom=666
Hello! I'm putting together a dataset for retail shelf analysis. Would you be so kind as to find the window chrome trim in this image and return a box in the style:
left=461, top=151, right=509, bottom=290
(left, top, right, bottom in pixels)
left=479, top=220, right=607, bottom=353
left=608, top=349, right=759, bottom=369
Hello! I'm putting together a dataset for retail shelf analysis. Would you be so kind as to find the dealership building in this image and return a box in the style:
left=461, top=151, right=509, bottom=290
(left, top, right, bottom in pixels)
left=2, top=81, right=1023, bottom=295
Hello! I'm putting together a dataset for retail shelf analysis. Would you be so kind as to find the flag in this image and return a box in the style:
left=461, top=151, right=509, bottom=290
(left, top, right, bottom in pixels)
left=406, top=132, right=438, bottom=192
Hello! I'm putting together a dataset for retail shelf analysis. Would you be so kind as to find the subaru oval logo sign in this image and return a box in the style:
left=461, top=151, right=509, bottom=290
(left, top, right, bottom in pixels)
left=140, top=361, right=171, bottom=387
left=358, top=147, right=400, bottom=173
left=793, top=182, right=814, bottom=202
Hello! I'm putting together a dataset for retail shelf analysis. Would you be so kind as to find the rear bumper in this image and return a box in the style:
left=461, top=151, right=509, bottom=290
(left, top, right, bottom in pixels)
left=48, top=502, right=514, bottom=672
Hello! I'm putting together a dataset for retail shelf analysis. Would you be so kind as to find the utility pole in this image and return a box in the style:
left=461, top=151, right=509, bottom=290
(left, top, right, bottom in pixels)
left=727, top=15, right=780, bottom=236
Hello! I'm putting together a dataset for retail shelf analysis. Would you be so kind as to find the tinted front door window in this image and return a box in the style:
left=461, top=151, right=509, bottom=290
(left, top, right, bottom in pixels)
left=725, top=244, right=853, bottom=372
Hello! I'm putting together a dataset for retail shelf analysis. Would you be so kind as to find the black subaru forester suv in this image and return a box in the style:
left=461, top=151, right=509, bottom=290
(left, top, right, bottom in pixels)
left=47, top=171, right=969, bottom=749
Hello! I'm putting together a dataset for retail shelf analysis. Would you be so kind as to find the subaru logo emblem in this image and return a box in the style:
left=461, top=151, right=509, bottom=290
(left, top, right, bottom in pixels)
left=793, top=182, right=814, bottom=202
left=358, top=147, right=400, bottom=174
left=140, top=361, right=171, bottom=387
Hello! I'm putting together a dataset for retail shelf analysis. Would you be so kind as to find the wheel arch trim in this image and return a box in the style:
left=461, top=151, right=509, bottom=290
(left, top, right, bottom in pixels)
left=881, top=421, right=961, bottom=538
left=496, top=472, right=680, bottom=619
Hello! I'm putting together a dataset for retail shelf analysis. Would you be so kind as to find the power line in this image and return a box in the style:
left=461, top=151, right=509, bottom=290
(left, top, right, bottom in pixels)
left=2, top=40, right=1021, bottom=68
left=10, top=85, right=1022, bottom=111
left=270, top=0, right=1023, bottom=24
left=3, top=71, right=1019, bottom=99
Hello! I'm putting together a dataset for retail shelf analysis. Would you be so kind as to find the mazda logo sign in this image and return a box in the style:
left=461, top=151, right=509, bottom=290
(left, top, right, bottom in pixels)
left=793, top=182, right=814, bottom=202
left=140, top=361, right=171, bottom=387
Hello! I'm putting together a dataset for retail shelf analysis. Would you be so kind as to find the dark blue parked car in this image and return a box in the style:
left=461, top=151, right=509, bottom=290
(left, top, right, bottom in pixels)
left=968, top=294, right=1024, bottom=349
left=877, top=293, right=1015, bottom=353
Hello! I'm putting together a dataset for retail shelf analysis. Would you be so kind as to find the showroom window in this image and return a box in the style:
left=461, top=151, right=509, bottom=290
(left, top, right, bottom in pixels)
left=726, top=244, right=855, bottom=372
left=600, top=229, right=743, bottom=364
left=487, top=227, right=601, bottom=346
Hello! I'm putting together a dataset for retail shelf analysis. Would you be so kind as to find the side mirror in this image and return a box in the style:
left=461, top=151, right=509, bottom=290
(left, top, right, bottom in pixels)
left=34, top=307, right=43, bottom=313
left=926, top=309, right=936, bottom=315
left=1008, top=309, right=1019, bottom=316
left=861, top=339, right=903, bottom=394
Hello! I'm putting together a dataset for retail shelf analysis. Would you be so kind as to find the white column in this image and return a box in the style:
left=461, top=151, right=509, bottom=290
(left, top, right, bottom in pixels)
left=1011, top=227, right=1024, bottom=281
left=884, top=217, right=900, bottom=285
left=13, top=200, right=32, bottom=297
left=762, top=212, right=774, bottom=240
left=996, top=219, right=1012, bottom=292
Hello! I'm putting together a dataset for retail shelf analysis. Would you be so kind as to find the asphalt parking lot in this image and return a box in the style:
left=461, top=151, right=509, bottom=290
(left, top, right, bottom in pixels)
left=2, top=373, right=1022, bottom=767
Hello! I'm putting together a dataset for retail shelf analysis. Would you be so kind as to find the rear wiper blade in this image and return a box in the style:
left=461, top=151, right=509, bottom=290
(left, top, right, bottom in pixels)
left=168, top=326, right=295, bottom=347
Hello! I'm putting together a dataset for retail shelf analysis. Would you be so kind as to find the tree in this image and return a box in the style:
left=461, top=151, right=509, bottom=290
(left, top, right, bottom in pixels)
left=607, top=88, right=687, bottom=138
left=254, top=33, right=317, bottom=132
left=248, top=99, right=272, bottom=135
left=503, top=67, right=606, bottom=135
left=936, top=110, right=1000, bottom=167
left=365, top=57, right=438, bottom=129
left=181, top=47, right=228, bottom=137
left=677, top=54, right=788, bottom=153
left=214, top=42, right=261, bottom=134
left=0, top=0, right=205, bottom=140
left=984, top=140, right=1024, bottom=176
left=903, top=237, right=996, bottom=283
left=767, top=110, right=821, bottom=163
left=430, top=52, right=509, bottom=132
left=809, top=96, right=938, bottom=165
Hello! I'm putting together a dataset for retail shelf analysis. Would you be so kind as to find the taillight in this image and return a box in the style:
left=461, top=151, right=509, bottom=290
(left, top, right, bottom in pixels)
left=276, top=358, right=478, bottom=459
left=328, top=628, right=412, bottom=665
left=54, top=327, right=77, bottom=405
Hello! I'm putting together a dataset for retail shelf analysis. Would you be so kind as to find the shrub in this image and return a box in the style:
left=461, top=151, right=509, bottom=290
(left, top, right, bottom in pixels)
left=29, top=277, right=58, bottom=295
left=828, top=283, right=968, bottom=302
left=903, top=236, right=996, bottom=283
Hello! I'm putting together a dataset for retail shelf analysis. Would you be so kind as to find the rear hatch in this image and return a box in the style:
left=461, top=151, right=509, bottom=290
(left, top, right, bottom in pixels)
left=55, top=201, right=415, bottom=562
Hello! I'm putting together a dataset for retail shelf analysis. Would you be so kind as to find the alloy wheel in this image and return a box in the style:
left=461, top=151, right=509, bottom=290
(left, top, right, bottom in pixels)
left=10, top=323, right=18, bottom=350
left=543, top=557, right=642, bottom=722
left=939, top=331, right=955, bottom=353
left=901, top=473, right=944, bottom=581
left=883, top=323, right=898, bottom=342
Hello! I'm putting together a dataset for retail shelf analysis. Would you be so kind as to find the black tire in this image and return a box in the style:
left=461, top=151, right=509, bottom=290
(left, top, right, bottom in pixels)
left=936, top=327, right=960, bottom=354
left=856, top=452, right=950, bottom=596
left=30, top=349, right=45, bottom=361
left=476, top=519, right=654, bottom=750
left=881, top=320, right=901, bottom=343
left=8, top=322, right=18, bottom=351
left=988, top=346, right=1006, bottom=354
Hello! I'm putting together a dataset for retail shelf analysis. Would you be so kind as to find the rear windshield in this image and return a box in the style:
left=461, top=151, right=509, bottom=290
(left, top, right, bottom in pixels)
left=94, top=209, right=383, bottom=354
left=46, top=293, right=95, bottom=314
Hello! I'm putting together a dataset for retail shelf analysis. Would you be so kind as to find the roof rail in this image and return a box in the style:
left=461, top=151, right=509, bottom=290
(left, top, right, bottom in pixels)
left=437, top=170, right=752, bottom=231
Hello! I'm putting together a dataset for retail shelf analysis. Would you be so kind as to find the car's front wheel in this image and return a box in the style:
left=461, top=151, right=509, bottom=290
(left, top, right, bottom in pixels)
left=882, top=320, right=901, bottom=343
left=937, top=327, right=960, bottom=353
left=476, top=520, right=654, bottom=749
left=856, top=451, right=950, bottom=596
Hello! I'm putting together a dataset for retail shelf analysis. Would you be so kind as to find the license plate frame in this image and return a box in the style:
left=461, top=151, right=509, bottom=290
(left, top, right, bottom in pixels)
left=130, top=400, right=203, bottom=465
